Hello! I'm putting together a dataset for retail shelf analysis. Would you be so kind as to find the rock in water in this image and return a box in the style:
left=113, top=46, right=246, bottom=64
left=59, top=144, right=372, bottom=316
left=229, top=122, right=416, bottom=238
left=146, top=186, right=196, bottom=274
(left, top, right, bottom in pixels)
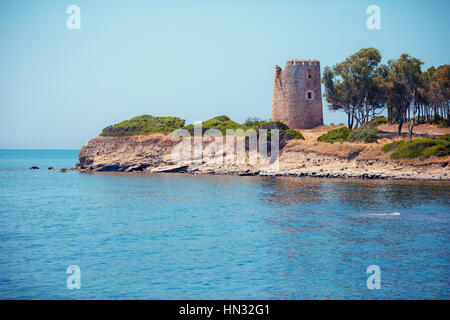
left=29, top=166, right=39, bottom=170
left=151, top=165, right=188, bottom=173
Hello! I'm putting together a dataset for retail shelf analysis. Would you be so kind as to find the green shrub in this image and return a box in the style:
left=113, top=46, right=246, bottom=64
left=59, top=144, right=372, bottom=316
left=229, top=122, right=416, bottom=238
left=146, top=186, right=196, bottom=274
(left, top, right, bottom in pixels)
left=284, top=129, right=305, bottom=140
left=256, top=121, right=304, bottom=150
left=382, top=141, right=401, bottom=153
left=382, top=138, right=450, bottom=159
left=391, top=139, right=436, bottom=159
left=252, top=121, right=305, bottom=141
left=258, top=121, right=289, bottom=131
left=212, top=115, right=231, bottom=122
left=244, top=117, right=266, bottom=127
left=421, top=143, right=450, bottom=158
left=202, top=116, right=242, bottom=132
left=437, top=120, right=450, bottom=128
left=183, top=115, right=243, bottom=134
left=347, top=125, right=379, bottom=143
left=367, top=116, right=388, bottom=127
left=174, top=117, right=307, bottom=149
left=100, top=115, right=185, bottom=136
left=318, top=127, right=352, bottom=143
left=439, top=133, right=450, bottom=142
left=318, top=125, right=378, bottom=143
left=100, top=114, right=309, bottom=146
left=250, top=121, right=285, bottom=138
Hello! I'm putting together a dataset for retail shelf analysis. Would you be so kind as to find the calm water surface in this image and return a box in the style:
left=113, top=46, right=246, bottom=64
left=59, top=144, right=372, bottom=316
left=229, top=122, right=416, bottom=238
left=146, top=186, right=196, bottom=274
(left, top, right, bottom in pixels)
left=0, top=150, right=449, bottom=299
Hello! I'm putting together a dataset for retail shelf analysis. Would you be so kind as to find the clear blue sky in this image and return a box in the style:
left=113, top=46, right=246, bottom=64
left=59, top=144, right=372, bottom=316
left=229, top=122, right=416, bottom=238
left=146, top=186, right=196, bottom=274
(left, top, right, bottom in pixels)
left=1, top=0, right=449, bottom=148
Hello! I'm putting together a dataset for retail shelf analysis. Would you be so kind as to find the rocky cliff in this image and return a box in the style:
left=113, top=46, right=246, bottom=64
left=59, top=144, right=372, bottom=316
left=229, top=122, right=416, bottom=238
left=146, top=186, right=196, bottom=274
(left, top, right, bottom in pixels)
left=76, top=133, right=449, bottom=180
left=77, top=134, right=175, bottom=172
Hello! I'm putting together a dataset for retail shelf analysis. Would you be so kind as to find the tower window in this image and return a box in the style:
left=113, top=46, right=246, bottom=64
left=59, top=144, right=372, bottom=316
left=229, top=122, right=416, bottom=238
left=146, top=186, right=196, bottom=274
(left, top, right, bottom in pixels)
left=306, top=90, right=314, bottom=100
left=308, top=92, right=312, bottom=99
left=306, top=68, right=312, bottom=79
left=308, top=74, right=312, bottom=79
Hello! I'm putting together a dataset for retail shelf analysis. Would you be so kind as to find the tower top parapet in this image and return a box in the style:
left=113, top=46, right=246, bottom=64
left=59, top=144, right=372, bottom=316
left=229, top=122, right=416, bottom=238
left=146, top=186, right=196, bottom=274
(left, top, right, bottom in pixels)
left=286, top=58, right=320, bottom=66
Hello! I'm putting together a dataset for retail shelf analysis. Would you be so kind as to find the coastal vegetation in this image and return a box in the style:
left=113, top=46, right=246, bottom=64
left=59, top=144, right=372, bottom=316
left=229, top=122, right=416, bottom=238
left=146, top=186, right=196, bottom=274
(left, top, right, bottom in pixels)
left=317, top=127, right=352, bottom=143
left=257, top=121, right=305, bottom=148
left=322, top=48, right=450, bottom=139
left=382, top=134, right=450, bottom=159
left=100, top=115, right=185, bottom=136
left=367, top=116, right=388, bottom=127
left=183, top=116, right=305, bottom=147
left=243, top=117, right=267, bottom=127
left=101, top=114, right=305, bottom=142
left=347, top=125, right=379, bottom=143
left=318, top=124, right=379, bottom=143
left=257, top=120, right=289, bottom=137
left=284, top=129, right=305, bottom=140
left=183, top=115, right=242, bottom=134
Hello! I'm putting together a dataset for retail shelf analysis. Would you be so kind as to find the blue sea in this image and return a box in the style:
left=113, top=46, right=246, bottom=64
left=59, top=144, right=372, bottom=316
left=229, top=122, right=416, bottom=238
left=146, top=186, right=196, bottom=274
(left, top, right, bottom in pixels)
left=0, top=149, right=449, bottom=299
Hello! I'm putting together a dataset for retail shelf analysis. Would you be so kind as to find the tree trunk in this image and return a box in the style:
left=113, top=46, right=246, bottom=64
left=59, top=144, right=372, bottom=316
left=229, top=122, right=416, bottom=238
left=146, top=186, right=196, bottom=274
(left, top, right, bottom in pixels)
left=348, top=108, right=355, bottom=129
left=408, top=101, right=417, bottom=140
left=397, top=120, right=403, bottom=137
left=347, top=112, right=351, bottom=129
left=397, top=106, right=405, bottom=137
left=417, top=106, right=421, bottom=124
left=408, top=119, right=414, bottom=140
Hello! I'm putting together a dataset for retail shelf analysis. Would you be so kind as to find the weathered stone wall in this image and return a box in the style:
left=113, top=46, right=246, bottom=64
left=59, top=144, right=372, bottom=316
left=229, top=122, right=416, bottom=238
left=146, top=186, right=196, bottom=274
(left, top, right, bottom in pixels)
left=272, top=59, right=323, bottom=129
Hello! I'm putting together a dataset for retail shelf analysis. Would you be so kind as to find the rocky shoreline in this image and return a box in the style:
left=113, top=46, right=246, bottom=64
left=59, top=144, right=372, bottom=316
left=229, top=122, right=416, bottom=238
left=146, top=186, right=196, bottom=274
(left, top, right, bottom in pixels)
left=75, top=134, right=450, bottom=181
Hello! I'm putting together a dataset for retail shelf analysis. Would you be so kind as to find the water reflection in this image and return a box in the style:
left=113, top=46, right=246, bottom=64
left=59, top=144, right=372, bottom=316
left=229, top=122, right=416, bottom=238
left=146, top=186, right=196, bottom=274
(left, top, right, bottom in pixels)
left=253, top=176, right=450, bottom=211
left=244, top=176, right=450, bottom=298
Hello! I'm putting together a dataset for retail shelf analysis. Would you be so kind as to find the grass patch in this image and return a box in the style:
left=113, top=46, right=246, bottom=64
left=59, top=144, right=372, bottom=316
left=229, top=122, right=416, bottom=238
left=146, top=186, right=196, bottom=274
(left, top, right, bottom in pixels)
left=381, top=141, right=401, bottom=153
left=367, top=116, right=387, bottom=127
left=284, top=129, right=305, bottom=140
left=100, top=115, right=185, bottom=136
left=318, top=127, right=352, bottom=143
left=440, top=133, right=450, bottom=142
left=318, top=125, right=378, bottom=143
left=438, top=120, right=450, bottom=128
left=348, top=125, right=379, bottom=143
left=382, top=136, right=450, bottom=160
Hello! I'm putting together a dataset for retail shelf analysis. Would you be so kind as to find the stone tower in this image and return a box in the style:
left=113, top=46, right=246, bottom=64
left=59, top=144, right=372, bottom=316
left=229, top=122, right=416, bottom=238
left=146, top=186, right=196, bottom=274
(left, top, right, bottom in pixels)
left=272, top=59, right=323, bottom=129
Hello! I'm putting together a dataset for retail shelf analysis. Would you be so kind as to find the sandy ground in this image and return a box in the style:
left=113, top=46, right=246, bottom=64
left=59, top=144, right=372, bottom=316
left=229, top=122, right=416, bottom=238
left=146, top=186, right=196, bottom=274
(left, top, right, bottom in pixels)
left=293, top=124, right=450, bottom=165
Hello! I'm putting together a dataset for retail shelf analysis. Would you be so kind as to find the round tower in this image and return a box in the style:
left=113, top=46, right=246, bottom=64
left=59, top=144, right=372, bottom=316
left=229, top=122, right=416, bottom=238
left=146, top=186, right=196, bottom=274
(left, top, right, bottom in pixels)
left=271, top=59, right=323, bottom=129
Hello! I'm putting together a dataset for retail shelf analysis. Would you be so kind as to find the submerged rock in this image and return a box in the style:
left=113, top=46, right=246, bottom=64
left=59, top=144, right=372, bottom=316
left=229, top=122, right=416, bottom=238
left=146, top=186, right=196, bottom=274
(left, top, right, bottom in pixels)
left=29, top=166, right=39, bottom=170
left=151, top=165, right=188, bottom=173
left=239, top=169, right=260, bottom=176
